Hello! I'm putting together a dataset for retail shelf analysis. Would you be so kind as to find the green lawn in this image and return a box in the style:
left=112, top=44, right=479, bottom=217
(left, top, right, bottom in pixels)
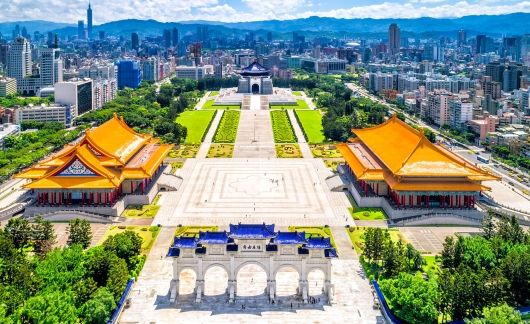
left=175, top=110, right=216, bottom=144
left=100, top=226, right=161, bottom=254
left=347, top=227, right=405, bottom=254
left=288, top=226, right=337, bottom=250
left=213, top=110, right=240, bottom=143
left=292, top=91, right=302, bottom=96
left=270, top=99, right=309, bottom=110
left=349, top=207, right=388, bottom=220
left=122, top=195, right=161, bottom=218
left=202, top=99, right=240, bottom=110
left=174, top=226, right=219, bottom=237
left=295, top=110, right=325, bottom=143
left=209, top=91, right=219, bottom=96
left=271, top=110, right=297, bottom=143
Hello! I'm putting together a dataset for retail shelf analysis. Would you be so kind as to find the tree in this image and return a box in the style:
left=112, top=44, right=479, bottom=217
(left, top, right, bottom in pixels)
left=103, top=230, right=143, bottom=271
left=79, top=287, right=116, bottom=324
left=501, top=245, right=530, bottom=306
left=380, top=273, right=439, bottom=323
left=4, top=218, right=32, bottom=250
left=67, top=218, right=92, bottom=248
left=482, top=210, right=496, bottom=240
left=85, top=247, right=129, bottom=300
left=15, top=291, right=78, bottom=323
left=465, top=303, right=523, bottom=324
left=496, top=215, right=526, bottom=245
left=31, top=216, right=56, bottom=256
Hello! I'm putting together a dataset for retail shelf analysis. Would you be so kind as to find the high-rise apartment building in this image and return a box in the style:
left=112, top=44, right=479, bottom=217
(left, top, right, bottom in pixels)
left=142, top=57, right=159, bottom=82
left=388, top=23, right=400, bottom=56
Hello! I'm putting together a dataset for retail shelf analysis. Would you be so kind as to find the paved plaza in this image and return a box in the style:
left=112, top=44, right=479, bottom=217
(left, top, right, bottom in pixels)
left=399, top=226, right=481, bottom=255
left=154, top=159, right=342, bottom=226
left=233, top=110, right=276, bottom=158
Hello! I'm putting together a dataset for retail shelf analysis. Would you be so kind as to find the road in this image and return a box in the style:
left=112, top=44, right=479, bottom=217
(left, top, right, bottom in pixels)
left=345, top=82, right=530, bottom=211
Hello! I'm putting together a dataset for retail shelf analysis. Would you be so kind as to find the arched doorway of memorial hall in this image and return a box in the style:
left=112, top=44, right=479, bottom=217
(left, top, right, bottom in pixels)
left=204, top=265, right=229, bottom=296
left=251, top=83, right=260, bottom=94
left=236, top=263, right=267, bottom=297
left=178, top=268, right=196, bottom=296
left=275, top=265, right=300, bottom=297
left=307, top=268, right=325, bottom=297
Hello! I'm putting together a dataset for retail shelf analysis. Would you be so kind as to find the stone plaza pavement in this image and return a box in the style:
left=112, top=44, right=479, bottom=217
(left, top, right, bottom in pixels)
left=121, top=108, right=382, bottom=323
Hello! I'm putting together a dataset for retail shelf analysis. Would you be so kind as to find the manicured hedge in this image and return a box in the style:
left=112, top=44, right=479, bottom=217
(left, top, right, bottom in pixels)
left=271, top=110, right=297, bottom=143
left=213, top=110, right=240, bottom=143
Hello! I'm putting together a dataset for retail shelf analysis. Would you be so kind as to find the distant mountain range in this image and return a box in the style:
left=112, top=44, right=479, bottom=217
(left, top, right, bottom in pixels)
left=1, top=13, right=530, bottom=39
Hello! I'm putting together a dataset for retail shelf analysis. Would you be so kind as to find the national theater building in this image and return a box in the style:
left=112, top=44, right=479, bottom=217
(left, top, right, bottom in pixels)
left=16, top=114, right=172, bottom=217
left=338, top=115, right=499, bottom=223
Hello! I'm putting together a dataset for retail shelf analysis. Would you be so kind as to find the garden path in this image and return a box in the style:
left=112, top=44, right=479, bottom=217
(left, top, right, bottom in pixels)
left=196, top=110, right=224, bottom=158
left=287, top=109, right=313, bottom=159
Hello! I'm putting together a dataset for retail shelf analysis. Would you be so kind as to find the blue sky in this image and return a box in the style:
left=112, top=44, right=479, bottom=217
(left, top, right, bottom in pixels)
left=1, top=0, right=529, bottom=23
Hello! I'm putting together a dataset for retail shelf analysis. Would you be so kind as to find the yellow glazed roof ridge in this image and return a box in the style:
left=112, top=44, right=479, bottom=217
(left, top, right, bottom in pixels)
left=51, top=145, right=118, bottom=182
left=337, top=143, right=368, bottom=178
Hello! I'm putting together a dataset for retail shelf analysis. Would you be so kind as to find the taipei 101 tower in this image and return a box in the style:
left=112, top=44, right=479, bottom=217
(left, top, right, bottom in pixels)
left=87, top=1, right=93, bottom=39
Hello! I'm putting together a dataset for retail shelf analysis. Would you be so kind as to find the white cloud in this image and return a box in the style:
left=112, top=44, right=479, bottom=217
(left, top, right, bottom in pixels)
left=1, top=0, right=530, bottom=23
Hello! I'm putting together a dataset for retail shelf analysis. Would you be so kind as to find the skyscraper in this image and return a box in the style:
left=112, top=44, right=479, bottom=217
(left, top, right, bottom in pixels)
left=87, top=2, right=93, bottom=39
left=163, top=29, right=171, bottom=48
left=476, top=35, right=487, bottom=54
left=131, top=32, right=139, bottom=50
left=172, top=27, right=179, bottom=47
left=388, top=23, right=400, bottom=56
left=116, top=60, right=141, bottom=89
left=457, top=30, right=466, bottom=47
left=7, top=36, right=32, bottom=80
left=78, top=20, right=85, bottom=40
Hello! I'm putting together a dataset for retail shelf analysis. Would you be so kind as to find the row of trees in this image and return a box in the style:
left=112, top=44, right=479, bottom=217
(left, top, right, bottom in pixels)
left=372, top=212, right=529, bottom=323
left=0, top=217, right=143, bottom=323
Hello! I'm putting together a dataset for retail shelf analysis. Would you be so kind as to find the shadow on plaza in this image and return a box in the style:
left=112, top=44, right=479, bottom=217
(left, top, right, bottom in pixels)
left=154, top=292, right=328, bottom=316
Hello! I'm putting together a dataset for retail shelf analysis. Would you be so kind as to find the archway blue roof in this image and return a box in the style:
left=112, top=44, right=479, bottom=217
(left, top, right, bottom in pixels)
left=229, top=223, right=276, bottom=239
left=274, top=231, right=306, bottom=245
left=198, top=231, right=231, bottom=244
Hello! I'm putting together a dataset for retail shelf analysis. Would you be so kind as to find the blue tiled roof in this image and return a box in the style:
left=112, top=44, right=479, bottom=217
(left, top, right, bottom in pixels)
left=172, top=237, right=198, bottom=248
left=274, top=231, right=306, bottom=245
left=305, top=237, right=333, bottom=249
left=167, top=247, right=180, bottom=257
left=198, top=231, right=230, bottom=244
left=229, top=223, right=276, bottom=239
left=325, top=248, right=339, bottom=258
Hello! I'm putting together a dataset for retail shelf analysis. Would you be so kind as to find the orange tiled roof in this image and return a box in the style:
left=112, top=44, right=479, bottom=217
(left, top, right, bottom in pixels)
left=16, top=114, right=172, bottom=190
left=351, top=115, right=498, bottom=180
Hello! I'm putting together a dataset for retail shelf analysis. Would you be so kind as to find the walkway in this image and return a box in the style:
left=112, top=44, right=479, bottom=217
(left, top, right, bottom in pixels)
left=287, top=109, right=313, bottom=159
left=301, top=92, right=317, bottom=110
left=250, top=95, right=261, bottom=110
left=194, top=91, right=210, bottom=110
left=233, top=110, right=275, bottom=158
left=196, top=110, right=224, bottom=158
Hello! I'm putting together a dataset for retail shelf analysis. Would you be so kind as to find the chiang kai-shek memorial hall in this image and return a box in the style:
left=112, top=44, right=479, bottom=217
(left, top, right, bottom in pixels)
left=16, top=113, right=172, bottom=217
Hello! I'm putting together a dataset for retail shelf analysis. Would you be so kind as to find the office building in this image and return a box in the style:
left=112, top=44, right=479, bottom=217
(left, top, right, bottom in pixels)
left=300, top=58, right=347, bottom=74
left=0, top=77, right=17, bottom=97
left=7, top=37, right=32, bottom=81
left=388, top=24, right=400, bottom=56
left=116, top=60, right=141, bottom=89
left=172, top=28, right=179, bottom=47
left=78, top=20, right=85, bottom=40
left=15, top=104, right=77, bottom=127
left=485, top=61, right=504, bottom=83
left=55, top=79, right=94, bottom=116
left=163, top=29, right=171, bottom=48
left=502, top=63, right=525, bottom=92
left=457, top=30, right=466, bottom=47
left=131, top=32, right=139, bottom=51
left=175, top=66, right=207, bottom=80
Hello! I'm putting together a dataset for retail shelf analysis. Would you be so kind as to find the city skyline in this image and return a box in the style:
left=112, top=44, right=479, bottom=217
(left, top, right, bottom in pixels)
left=1, top=0, right=530, bottom=24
